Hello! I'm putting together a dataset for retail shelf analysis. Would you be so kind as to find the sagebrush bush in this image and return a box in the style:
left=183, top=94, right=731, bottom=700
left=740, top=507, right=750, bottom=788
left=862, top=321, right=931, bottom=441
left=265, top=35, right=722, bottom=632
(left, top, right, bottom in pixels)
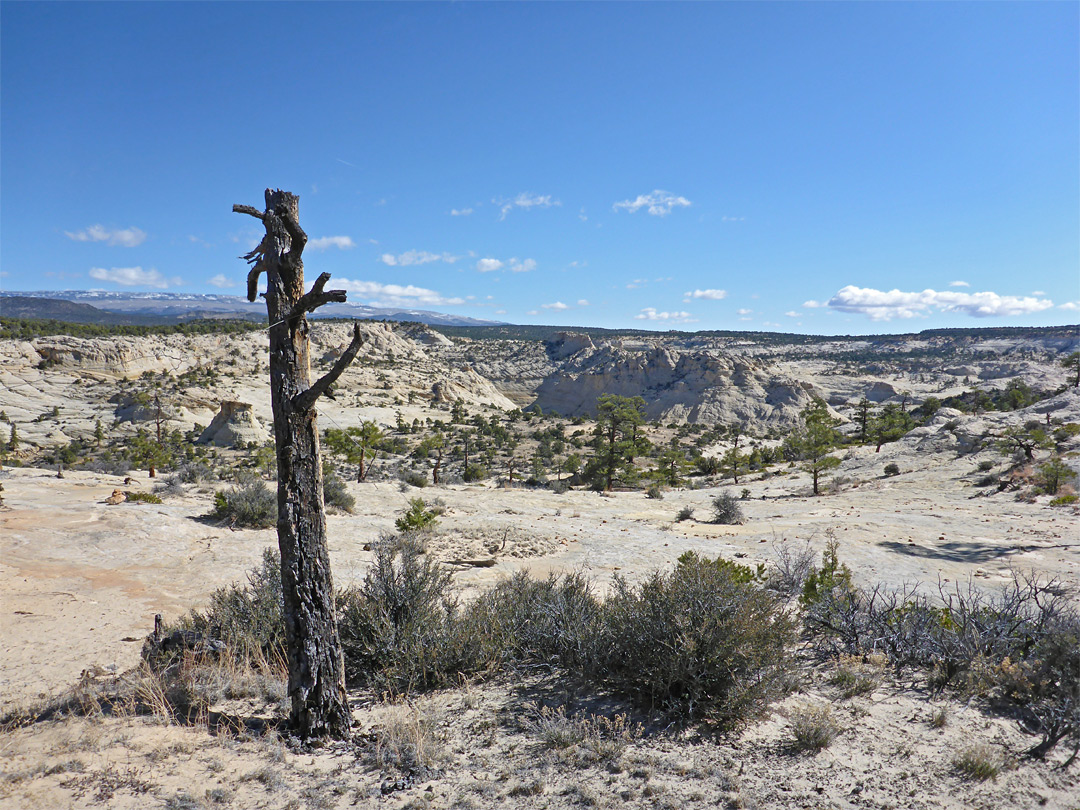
left=645, top=485, right=664, bottom=500
left=322, top=466, right=355, bottom=513
left=674, top=505, right=695, bottom=522
left=126, top=491, right=163, bottom=504
left=213, top=479, right=276, bottom=529
left=767, top=538, right=816, bottom=598
left=337, top=536, right=469, bottom=692
left=184, top=546, right=285, bottom=661
left=712, top=491, right=744, bottom=524
left=589, top=551, right=794, bottom=725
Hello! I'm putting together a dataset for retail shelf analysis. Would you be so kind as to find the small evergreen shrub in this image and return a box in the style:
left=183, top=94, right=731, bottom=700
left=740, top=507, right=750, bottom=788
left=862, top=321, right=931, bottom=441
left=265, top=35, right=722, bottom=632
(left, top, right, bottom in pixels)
left=645, top=485, right=664, bottom=500
left=883, top=462, right=900, bottom=477
left=394, top=498, right=439, bottom=533
left=712, top=491, right=744, bottom=525
left=462, top=463, right=488, bottom=482
left=322, top=466, right=355, bottom=513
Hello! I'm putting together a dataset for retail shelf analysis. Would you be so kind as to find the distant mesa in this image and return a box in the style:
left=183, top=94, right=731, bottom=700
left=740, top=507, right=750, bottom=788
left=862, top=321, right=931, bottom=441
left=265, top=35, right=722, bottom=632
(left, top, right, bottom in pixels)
left=546, top=331, right=595, bottom=360
left=198, top=400, right=267, bottom=448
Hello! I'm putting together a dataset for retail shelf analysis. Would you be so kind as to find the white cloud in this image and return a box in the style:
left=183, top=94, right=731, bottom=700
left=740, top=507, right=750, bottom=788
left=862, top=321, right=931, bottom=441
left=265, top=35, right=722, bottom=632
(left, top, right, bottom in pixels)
left=577, top=299, right=590, bottom=307
left=721, top=215, right=746, bottom=222
left=449, top=208, right=474, bottom=216
left=526, top=309, right=539, bottom=315
left=948, top=280, right=971, bottom=288
left=495, top=192, right=560, bottom=220
left=803, top=300, right=824, bottom=308
left=308, top=235, right=356, bottom=251
left=380, top=250, right=460, bottom=267
left=89, top=266, right=180, bottom=289
left=336, top=279, right=465, bottom=308
left=208, top=274, right=235, bottom=289
left=66, top=224, right=146, bottom=247
left=626, top=278, right=648, bottom=290
left=635, top=307, right=696, bottom=323
left=542, top=301, right=569, bottom=310
left=822, top=285, right=1055, bottom=321
left=476, top=258, right=504, bottom=273
left=737, top=308, right=753, bottom=316
left=1031, top=290, right=1046, bottom=296
left=1060, top=301, right=1080, bottom=311
left=684, top=289, right=727, bottom=301
left=785, top=311, right=801, bottom=318
left=613, top=190, right=691, bottom=217
left=476, top=256, right=535, bottom=273
left=578, top=208, right=588, bottom=222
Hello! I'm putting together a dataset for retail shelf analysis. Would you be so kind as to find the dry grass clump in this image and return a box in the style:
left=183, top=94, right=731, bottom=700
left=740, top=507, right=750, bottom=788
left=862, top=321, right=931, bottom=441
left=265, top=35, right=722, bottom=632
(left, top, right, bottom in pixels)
left=370, top=705, right=446, bottom=778
left=786, top=703, right=840, bottom=753
left=952, top=744, right=1002, bottom=781
left=212, top=478, right=276, bottom=528
left=525, top=704, right=643, bottom=764
left=827, top=654, right=885, bottom=699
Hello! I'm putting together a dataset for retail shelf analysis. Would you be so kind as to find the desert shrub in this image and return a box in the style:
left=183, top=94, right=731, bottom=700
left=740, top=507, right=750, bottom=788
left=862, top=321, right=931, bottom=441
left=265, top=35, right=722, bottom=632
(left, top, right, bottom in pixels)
left=883, top=462, right=900, bottom=477
left=975, top=473, right=999, bottom=488
left=645, top=485, right=663, bottom=500
left=787, top=703, right=839, bottom=752
left=767, top=538, right=816, bottom=598
left=153, top=476, right=186, bottom=498
left=740, top=488, right=751, bottom=500
left=369, top=705, right=445, bottom=778
left=213, top=479, right=276, bottom=529
left=322, top=466, right=355, bottom=513
left=465, top=570, right=601, bottom=672
left=952, top=744, right=1001, bottom=781
left=184, top=546, right=285, bottom=661
left=977, top=460, right=996, bottom=472
left=799, top=538, right=852, bottom=608
left=337, top=537, right=465, bottom=692
left=674, top=505, right=695, bottom=522
left=712, top=491, right=744, bottom=525
left=1049, top=494, right=1078, bottom=506
left=588, top=551, right=795, bottom=726
left=828, top=654, right=884, bottom=698
left=802, top=564, right=1080, bottom=759
left=402, top=470, right=428, bottom=488
left=549, top=478, right=571, bottom=494
left=394, top=498, right=439, bottom=533
left=175, top=461, right=214, bottom=483
left=126, top=491, right=163, bottom=504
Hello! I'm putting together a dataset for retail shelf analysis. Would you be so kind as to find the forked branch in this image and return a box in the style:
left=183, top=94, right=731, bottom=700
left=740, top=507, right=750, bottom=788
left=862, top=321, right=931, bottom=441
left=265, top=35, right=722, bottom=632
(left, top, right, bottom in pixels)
left=290, top=272, right=347, bottom=320
left=292, top=322, right=364, bottom=412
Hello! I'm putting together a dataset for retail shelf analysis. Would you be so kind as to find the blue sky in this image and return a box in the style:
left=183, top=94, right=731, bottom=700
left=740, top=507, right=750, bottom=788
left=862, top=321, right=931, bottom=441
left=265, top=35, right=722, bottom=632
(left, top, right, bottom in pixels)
left=2, top=2, right=1077, bottom=333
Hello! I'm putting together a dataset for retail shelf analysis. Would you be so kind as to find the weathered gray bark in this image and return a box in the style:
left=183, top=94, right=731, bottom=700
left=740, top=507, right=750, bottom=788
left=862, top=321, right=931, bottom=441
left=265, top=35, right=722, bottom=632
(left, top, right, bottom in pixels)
left=234, top=189, right=361, bottom=739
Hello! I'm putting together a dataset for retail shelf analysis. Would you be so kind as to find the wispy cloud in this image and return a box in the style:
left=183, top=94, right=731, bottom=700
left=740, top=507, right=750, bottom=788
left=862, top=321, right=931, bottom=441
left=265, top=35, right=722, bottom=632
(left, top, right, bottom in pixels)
left=819, top=285, right=1055, bottom=321
left=948, top=280, right=971, bottom=288
left=476, top=256, right=535, bottom=273
left=476, top=258, right=504, bottom=273
left=449, top=208, right=474, bottom=217
left=66, top=224, right=146, bottom=247
left=542, top=301, right=569, bottom=310
left=635, top=307, right=696, bottom=323
left=683, top=288, right=727, bottom=301
left=495, top=192, right=560, bottom=220
left=336, top=279, right=465, bottom=308
left=577, top=299, right=590, bottom=307
left=737, top=308, right=753, bottom=316
left=784, top=311, right=801, bottom=318
left=308, top=235, right=356, bottom=251
left=208, top=274, right=235, bottom=289
left=1060, top=301, right=1080, bottom=312
left=89, top=266, right=180, bottom=289
left=613, top=190, right=691, bottom=217
left=380, top=250, right=460, bottom=267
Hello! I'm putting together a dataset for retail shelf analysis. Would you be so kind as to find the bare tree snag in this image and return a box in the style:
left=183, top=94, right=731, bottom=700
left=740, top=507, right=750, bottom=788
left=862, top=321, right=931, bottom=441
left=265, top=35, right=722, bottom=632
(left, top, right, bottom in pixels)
left=233, top=189, right=360, bottom=740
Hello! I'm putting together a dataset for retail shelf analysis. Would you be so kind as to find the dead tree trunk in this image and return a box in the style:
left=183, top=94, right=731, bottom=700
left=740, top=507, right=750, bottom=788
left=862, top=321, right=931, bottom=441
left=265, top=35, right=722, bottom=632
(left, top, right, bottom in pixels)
left=234, top=189, right=362, bottom=740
